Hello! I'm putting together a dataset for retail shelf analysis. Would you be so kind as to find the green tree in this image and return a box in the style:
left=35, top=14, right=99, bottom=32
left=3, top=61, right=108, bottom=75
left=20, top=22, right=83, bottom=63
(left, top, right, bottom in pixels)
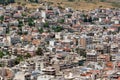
left=29, top=22, right=35, bottom=26
left=0, top=50, right=10, bottom=58
left=25, top=53, right=31, bottom=59
left=22, top=13, right=27, bottom=17
left=6, top=26, right=10, bottom=34
left=112, top=2, right=120, bottom=8
left=68, top=0, right=75, bottom=2
left=36, top=47, right=43, bottom=56
left=29, top=0, right=38, bottom=3
left=52, top=26, right=63, bottom=32
left=0, top=63, right=2, bottom=67
left=17, top=31, right=23, bottom=35
left=100, top=0, right=106, bottom=2
left=43, top=22, right=49, bottom=28
left=58, top=19, right=64, bottom=23
left=5, top=50, right=10, bottom=55
left=23, top=31, right=28, bottom=35
left=76, top=48, right=86, bottom=58
left=17, top=26, right=23, bottom=35
left=35, top=0, right=38, bottom=3
left=0, top=0, right=15, bottom=5
left=18, top=20, right=23, bottom=27
left=7, top=0, right=15, bottom=3
left=15, top=55, right=24, bottom=65
left=0, top=16, right=4, bottom=21
left=0, top=51, right=4, bottom=58
left=0, top=0, right=4, bottom=4
left=38, top=28, right=44, bottom=33
left=28, top=18, right=35, bottom=26
left=66, top=14, right=72, bottom=18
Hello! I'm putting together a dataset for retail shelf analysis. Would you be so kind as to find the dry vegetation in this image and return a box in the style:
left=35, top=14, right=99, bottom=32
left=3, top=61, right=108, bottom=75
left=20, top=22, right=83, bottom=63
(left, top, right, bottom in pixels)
left=14, top=0, right=119, bottom=10
left=43, top=0, right=114, bottom=10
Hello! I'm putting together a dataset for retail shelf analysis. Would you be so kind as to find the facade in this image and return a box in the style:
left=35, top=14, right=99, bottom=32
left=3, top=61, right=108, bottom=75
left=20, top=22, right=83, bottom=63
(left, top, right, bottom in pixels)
left=86, top=50, right=97, bottom=62
left=0, top=2, right=119, bottom=80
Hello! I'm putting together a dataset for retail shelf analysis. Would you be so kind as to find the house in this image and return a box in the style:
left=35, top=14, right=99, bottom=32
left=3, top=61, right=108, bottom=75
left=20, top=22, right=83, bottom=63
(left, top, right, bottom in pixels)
left=97, top=54, right=110, bottom=62
left=0, top=55, right=17, bottom=67
left=11, top=36, right=21, bottom=45
left=13, top=12, right=22, bottom=18
left=0, top=27, right=6, bottom=35
left=14, top=71, right=31, bottom=80
left=80, top=34, right=93, bottom=48
left=0, top=68, right=14, bottom=80
left=41, top=10, right=46, bottom=19
left=86, top=50, right=98, bottom=62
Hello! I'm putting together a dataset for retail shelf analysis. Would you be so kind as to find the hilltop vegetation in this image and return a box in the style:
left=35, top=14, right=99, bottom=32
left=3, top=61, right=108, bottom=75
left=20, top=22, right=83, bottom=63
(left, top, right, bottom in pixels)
left=42, top=0, right=120, bottom=10
left=0, top=0, right=15, bottom=5
left=0, top=0, right=119, bottom=10
left=42, top=0, right=108, bottom=10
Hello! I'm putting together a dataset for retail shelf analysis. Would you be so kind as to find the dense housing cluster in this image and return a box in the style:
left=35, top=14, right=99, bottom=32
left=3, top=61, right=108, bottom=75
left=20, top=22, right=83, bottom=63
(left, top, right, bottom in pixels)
left=0, top=2, right=119, bottom=80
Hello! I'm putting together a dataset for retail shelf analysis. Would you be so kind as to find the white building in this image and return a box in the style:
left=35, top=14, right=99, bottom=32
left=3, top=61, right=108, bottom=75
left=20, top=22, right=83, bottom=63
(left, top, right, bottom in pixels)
left=37, top=75, right=54, bottom=80
left=41, top=11, right=46, bottom=19
left=55, top=33, right=62, bottom=39
left=49, top=40, right=56, bottom=47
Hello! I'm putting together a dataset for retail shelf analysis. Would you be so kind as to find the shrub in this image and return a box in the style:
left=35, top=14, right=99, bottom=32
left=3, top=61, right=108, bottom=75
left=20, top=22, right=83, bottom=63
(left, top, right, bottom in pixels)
left=68, top=0, right=75, bottom=2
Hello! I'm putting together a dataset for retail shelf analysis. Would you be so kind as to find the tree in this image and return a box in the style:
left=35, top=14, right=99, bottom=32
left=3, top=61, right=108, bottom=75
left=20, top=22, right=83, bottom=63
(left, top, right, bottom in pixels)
left=68, top=0, right=75, bottom=2
left=0, top=0, right=4, bottom=4
left=5, top=51, right=10, bottom=55
left=18, top=20, right=23, bottom=27
left=66, top=14, right=72, bottom=18
left=23, top=31, right=28, bottom=35
left=57, top=6, right=63, bottom=9
left=52, top=26, right=63, bottom=32
left=15, top=55, right=24, bottom=65
left=100, top=0, right=106, bottom=2
left=17, top=31, right=23, bottom=35
left=0, top=51, right=4, bottom=58
left=29, top=0, right=38, bottom=3
left=17, top=26, right=23, bottom=35
left=83, top=16, right=93, bottom=23
left=25, top=53, right=31, bottom=58
left=58, top=19, right=64, bottom=23
left=38, top=28, right=44, bottom=33
left=0, top=50, right=10, bottom=58
left=0, top=16, right=4, bottom=21
left=76, top=48, right=86, bottom=58
left=43, top=22, right=49, bottom=28
left=88, top=16, right=92, bottom=22
left=29, top=0, right=34, bottom=2
left=35, top=0, right=38, bottom=3
left=6, top=26, right=10, bottom=34
left=0, top=0, right=15, bottom=5
left=0, top=63, right=2, bottom=67
left=103, top=27, right=107, bottom=31
left=28, top=18, right=35, bottom=27
left=22, top=13, right=27, bottom=17
left=7, top=0, right=15, bottom=3
left=36, top=47, right=43, bottom=56
left=28, top=22, right=35, bottom=26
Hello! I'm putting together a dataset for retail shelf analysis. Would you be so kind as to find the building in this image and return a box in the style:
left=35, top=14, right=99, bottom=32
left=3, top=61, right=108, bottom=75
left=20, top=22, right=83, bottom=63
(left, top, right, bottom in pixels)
left=80, top=35, right=93, bottom=48
left=86, top=50, right=97, bottom=62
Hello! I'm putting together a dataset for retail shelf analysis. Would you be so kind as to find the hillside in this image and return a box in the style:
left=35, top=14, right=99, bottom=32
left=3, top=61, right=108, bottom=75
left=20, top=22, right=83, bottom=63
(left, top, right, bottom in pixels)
left=1, top=0, right=119, bottom=10
left=44, top=0, right=112, bottom=10
left=43, top=0, right=120, bottom=10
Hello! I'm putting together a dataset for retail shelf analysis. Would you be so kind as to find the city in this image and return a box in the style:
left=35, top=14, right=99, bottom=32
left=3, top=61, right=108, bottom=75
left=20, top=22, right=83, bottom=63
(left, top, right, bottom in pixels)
left=0, top=0, right=120, bottom=80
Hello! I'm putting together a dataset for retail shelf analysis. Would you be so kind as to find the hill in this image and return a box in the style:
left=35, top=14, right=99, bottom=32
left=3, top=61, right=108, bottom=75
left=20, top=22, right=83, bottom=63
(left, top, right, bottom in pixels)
left=43, top=0, right=120, bottom=10
left=1, top=0, right=119, bottom=10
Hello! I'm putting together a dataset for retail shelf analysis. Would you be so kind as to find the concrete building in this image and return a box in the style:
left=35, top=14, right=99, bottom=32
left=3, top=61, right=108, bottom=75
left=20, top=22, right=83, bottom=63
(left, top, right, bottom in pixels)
left=86, top=50, right=98, bottom=62
left=80, top=35, right=93, bottom=48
